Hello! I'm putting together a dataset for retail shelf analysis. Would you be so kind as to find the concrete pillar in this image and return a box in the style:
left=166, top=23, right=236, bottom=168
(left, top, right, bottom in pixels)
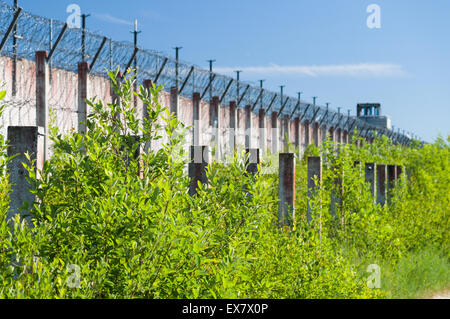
left=211, top=96, right=220, bottom=158
left=329, top=127, right=335, bottom=143
left=192, top=92, right=201, bottom=146
left=143, top=79, right=154, bottom=119
left=229, top=101, right=237, bottom=153
left=7, top=127, right=45, bottom=224
left=313, top=122, right=319, bottom=146
left=294, top=117, right=300, bottom=156
left=396, top=165, right=403, bottom=184
left=304, top=121, right=310, bottom=147
left=142, top=80, right=154, bottom=153
left=271, top=112, right=278, bottom=153
left=111, top=72, right=123, bottom=133
left=330, top=171, right=343, bottom=220
left=259, top=109, right=266, bottom=152
left=365, top=163, right=376, bottom=198
left=343, top=131, right=349, bottom=144
left=170, top=86, right=179, bottom=116
left=121, top=135, right=141, bottom=171
left=387, top=165, right=396, bottom=204
left=278, top=153, right=295, bottom=226
left=320, top=125, right=326, bottom=144
left=245, top=105, right=252, bottom=149
left=245, top=148, right=260, bottom=176
left=77, top=61, right=89, bottom=134
left=189, top=146, right=209, bottom=196
left=307, top=156, right=322, bottom=224
left=36, top=51, right=49, bottom=161
left=337, top=128, right=342, bottom=144
left=376, top=164, right=387, bottom=206
left=283, top=115, right=290, bottom=151
left=210, top=96, right=219, bottom=127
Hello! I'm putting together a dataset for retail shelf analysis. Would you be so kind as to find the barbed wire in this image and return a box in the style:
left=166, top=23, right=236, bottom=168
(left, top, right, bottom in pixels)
left=0, top=1, right=415, bottom=145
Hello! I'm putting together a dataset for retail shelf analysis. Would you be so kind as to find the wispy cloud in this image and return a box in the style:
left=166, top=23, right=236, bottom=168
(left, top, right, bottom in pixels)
left=94, top=13, right=133, bottom=26
left=214, top=63, right=406, bottom=78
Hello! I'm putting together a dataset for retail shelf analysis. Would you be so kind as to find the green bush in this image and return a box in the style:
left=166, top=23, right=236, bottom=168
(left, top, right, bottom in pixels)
left=0, top=71, right=447, bottom=299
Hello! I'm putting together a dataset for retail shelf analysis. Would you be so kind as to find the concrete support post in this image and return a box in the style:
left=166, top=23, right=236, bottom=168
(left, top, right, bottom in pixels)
left=121, top=135, right=141, bottom=172
left=330, top=172, right=343, bottom=220
left=353, top=160, right=362, bottom=177
left=376, top=164, right=387, bottom=206
left=294, top=117, right=300, bottom=156
left=229, top=101, right=237, bottom=153
left=396, top=165, right=403, bottom=184
left=211, top=96, right=220, bottom=159
left=210, top=97, right=219, bottom=127
left=321, top=125, right=327, bottom=143
left=36, top=51, right=49, bottom=161
left=77, top=61, right=89, bottom=135
left=245, top=105, right=252, bottom=149
left=343, top=131, right=349, bottom=144
left=387, top=165, right=396, bottom=204
left=143, top=79, right=154, bottom=120
left=283, top=115, right=290, bottom=151
left=189, top=146, right=209, bottom=196
left=337, top=128, right=342, bottom=144
left=329, top=127, right=335, bottom=143
left=304, top=121, right=310, bottom=147
left=192, top=92, right=201, bottom=146
left=313, top=122, right=319, bottom=146
left=278, top=153, right=295, bottom=226
left=259, top=109, right=266, bottom=153
left=170, top=86, right=179, bottom=116
left=245, top=148, right=260, bottom=176
left=307, top=156, right=322, bottom=224
left=271, top=112, right=278, bottom=153
left=111, top=72, right=123, bottom=133
left=142, top=79, right=154, bottom=153
left=365, top=163, right=376, bottom=198
left=7, top=127, right=45, bottom=224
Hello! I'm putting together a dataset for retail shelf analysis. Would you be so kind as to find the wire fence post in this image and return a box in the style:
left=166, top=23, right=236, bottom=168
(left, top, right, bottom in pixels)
left=189, top=146, right=209, bottom=196
left=35, top=50, right=49, bottom=161
left=387, top=165, right=396, bottom=205
left=271, top=112, right=278, bottom=153
left=143, top=79, right=154, bottom=153
left=78, top=61, right=89, bottom=134
left=259, top=109, right=266, bottom=153
left=245, top=105, right=252, bottom=149
left=307, top=156, right=322, bottom=225
left=279, top=153, right=296, bottom=227
left=365, top=163, right=376, bottom=200
left=7, top=126, right=45, bottom=225
left=193, top=92, right=201, bottom=146
left=376, top=164, right=387, bottom=206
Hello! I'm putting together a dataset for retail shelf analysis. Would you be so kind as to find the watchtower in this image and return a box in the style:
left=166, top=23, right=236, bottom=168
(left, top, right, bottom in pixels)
left=357, top=103, right=391, bottom=129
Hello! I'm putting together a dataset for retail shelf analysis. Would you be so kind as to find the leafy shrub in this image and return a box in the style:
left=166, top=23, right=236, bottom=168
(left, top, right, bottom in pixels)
left=0, top=71, right=447, bottom=299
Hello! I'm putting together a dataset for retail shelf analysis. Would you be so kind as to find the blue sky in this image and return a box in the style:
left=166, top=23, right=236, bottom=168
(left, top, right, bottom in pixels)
left=17, top=0, right=450, bottom=142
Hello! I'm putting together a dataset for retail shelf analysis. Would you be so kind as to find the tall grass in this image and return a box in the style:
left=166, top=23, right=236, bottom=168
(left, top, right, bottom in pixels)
left=380, top=246, right=450, bottom=298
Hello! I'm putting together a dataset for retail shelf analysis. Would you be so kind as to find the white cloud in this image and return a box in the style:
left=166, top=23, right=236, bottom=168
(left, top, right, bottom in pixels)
left=214, top=63, right=406, bottom=78
left=94, top=13, right=133, bottom=26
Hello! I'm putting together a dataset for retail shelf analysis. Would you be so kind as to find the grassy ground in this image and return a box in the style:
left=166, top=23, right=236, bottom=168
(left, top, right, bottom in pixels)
left=378, top=246, right=449, bottom=299
left=349, top=245, right=449, bottom=299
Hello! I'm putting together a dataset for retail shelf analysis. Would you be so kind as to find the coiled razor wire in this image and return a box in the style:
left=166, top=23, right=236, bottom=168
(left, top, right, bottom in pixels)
left=0, top=1, right=413, bottom=144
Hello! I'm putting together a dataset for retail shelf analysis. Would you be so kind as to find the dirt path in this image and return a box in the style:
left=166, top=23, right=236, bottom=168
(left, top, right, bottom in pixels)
left=431, top=290, right=450, bottom=299
left=422, top=288, right=450, bottom=299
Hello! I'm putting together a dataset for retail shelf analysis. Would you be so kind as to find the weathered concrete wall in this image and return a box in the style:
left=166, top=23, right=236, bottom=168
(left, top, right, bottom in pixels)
left=0, top=53, right=351, bottom=161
